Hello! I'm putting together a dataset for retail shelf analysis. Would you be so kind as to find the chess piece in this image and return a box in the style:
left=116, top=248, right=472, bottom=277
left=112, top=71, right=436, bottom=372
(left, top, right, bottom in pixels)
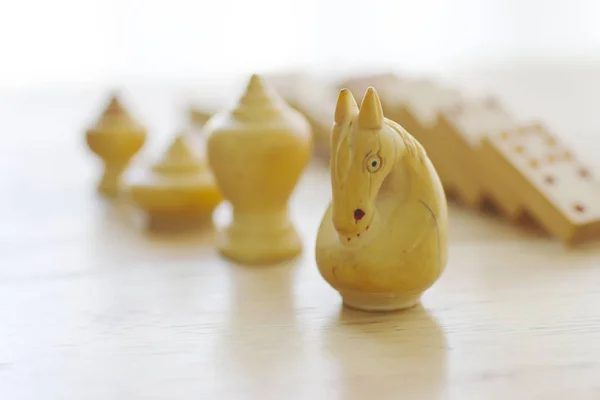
left=315, top=87, right=448, bottom=311
left=203, top=74, right=312, bottom=264
left=129, top=133, right=223, bottom=231
left=85, top=94, right=146, bottom=197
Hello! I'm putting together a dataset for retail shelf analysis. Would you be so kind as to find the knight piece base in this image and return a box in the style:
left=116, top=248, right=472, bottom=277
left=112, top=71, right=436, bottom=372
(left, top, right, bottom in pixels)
left=339, top=289, right=422, bottom=312
left=216, top=214, right=302, bottom=265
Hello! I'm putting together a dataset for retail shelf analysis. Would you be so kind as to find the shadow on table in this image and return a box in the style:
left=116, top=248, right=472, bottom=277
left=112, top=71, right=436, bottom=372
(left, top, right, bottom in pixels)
left=321, top=304, right=449, bottom=400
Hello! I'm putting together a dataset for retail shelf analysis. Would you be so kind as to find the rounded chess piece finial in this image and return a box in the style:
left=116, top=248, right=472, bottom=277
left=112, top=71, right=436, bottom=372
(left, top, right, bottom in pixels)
left=85, top=94, right=146, bottom=197
left=128, top=133, right=223, bottom=231
left=203, top=73, right=312, bottom=264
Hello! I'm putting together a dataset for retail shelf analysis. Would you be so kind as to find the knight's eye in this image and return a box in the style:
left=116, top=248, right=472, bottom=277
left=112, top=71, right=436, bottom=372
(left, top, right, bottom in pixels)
left=366, top=155, right=382, bottom=172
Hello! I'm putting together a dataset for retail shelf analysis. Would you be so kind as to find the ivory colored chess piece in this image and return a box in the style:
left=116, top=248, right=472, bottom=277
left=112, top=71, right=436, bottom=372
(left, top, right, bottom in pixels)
left=85, top=95, right=146, bottom=197
left=203, top=74, right=312, bottom=264
left=129, top=134, right=223, bottom=231
left=315, top=87, right=448, bottom=311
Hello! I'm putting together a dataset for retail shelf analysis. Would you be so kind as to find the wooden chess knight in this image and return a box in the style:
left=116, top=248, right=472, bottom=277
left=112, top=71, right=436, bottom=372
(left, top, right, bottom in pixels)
left=315, top=87, right=448, bottom=311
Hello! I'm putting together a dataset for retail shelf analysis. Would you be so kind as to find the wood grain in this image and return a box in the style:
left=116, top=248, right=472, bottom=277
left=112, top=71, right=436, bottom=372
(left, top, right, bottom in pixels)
left=1, top=79, right=600, bottom=400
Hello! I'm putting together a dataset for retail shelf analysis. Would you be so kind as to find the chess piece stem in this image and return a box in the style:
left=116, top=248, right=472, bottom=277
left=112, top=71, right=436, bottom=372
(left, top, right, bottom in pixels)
left=98, top=162, right=127, bottom=196
left=218, top=208, right=300, bottom=264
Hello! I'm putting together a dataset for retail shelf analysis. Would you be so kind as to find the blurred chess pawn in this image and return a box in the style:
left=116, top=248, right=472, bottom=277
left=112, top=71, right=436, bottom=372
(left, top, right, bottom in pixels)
left=85, top=94, right=146, bottom=197
left=128, top=133, right=223, bottom=231
left=204, top=74, right=312, bottom=264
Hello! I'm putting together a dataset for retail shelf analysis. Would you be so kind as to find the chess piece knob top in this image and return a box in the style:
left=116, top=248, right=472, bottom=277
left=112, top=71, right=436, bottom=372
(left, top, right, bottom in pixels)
left=230, top=74, right=286, bottom=122
left=212, top=74, right=309, bottom=135
left=151, top=134, right=204, bottom=175
left=89, top=94, right=145, bottom=135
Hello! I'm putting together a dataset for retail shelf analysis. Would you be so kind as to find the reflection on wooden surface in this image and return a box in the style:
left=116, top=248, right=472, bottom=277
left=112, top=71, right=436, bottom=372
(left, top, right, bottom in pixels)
left=323, top=306, right=447, bottom=400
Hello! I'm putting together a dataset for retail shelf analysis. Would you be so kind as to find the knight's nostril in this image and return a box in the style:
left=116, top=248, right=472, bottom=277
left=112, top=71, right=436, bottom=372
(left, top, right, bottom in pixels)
left=354, top=209, right=365, bottom=221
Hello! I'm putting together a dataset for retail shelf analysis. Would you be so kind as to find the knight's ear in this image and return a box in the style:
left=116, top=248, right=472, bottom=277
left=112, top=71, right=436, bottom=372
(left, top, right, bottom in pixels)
left=358, top=86, right=383, bottom=130
left=334, top=88, right=358, bottom=125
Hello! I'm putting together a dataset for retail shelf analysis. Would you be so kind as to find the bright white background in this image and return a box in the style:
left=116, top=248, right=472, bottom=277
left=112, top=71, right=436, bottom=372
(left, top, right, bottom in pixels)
left=1, top=0, right=600, bottom=90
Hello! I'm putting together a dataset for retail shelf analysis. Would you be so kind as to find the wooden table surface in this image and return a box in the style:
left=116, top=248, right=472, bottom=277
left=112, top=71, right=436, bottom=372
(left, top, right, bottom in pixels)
left=1, top=72, right=600, bottom=399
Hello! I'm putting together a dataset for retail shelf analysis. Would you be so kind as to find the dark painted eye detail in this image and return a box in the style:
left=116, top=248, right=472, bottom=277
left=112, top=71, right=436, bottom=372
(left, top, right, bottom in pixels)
left=366, top=155, right=382, bottom=173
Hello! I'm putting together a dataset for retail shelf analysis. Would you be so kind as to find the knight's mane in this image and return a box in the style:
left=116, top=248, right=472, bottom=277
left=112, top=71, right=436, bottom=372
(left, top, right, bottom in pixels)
left=385, top=118, right=427, bottom=163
